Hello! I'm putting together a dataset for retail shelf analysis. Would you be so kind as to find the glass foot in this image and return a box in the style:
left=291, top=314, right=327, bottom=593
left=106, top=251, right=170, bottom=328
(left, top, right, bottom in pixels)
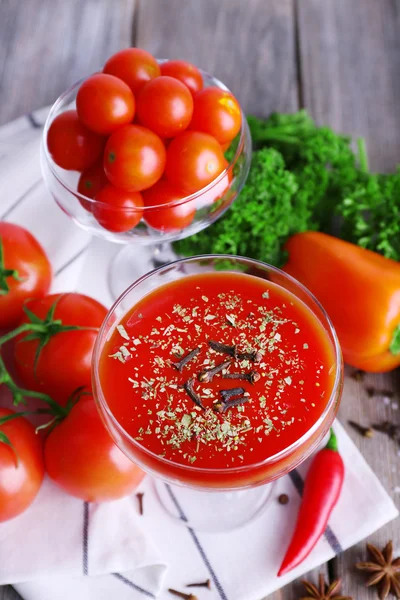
left=153, top=479, right=276, bottom=532
left=108, top=242, right=178, bottom=299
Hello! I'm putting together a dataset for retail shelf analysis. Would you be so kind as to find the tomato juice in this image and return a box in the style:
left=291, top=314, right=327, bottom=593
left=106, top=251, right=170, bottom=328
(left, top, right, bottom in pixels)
left=98, top=272, right=338, bottom=488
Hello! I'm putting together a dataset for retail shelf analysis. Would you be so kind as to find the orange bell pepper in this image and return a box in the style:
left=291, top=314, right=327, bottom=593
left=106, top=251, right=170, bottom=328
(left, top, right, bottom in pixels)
left=283, top=232, right=400, bottom=373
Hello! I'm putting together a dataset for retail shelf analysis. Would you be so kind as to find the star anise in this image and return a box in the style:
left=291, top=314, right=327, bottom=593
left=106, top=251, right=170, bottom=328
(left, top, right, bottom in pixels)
left=300, top=574, right=351, bottom=600
left=356, top=541, right=400, bottom=599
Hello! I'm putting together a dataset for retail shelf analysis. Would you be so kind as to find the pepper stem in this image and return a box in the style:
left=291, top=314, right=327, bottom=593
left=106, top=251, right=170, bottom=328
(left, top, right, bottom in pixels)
left=325, top=428, right=338, bottom=452
left=389, top=324, right=400, bottom=356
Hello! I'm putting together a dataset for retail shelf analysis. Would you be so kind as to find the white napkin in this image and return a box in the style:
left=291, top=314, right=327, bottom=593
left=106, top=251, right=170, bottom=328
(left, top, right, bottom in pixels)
left=0, top=108, right=398, bottom=600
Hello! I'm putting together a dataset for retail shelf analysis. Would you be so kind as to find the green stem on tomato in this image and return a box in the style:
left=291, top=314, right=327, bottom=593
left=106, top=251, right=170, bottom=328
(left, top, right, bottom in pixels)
left=0, top=410, right=52, bottom=468
left=0, top=356, right=85, bottom=466
left=0, top=238, right=25, bottom=296
left=0, top=298, right=98, bottom=379
left=0, top=355, right=67, bottom=415
left=0, top=411, right=32, bottom=426
left=0, top=431, right=19, bottom=467
left=0, top=323, right=45, bottom=345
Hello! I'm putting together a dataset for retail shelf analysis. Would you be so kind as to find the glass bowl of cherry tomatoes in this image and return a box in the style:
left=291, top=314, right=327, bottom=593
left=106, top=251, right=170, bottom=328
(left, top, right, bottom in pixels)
left=40, top=48, right=251, bottom=294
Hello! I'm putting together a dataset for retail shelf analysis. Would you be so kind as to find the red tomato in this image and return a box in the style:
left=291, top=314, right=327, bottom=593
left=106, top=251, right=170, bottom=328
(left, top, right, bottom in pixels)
left=0, top=409, right=44, bottom=522
left=93, top=184, right=144, bottom=233
left=76, top=74, right=135, bottom=135
left=165, top=131, right=225, bottom=193
left=44, top=394, right=145, bottom=502
left=136, top=76, right=193, bottom=138
left=103, top=47, right=160, bottom=93
left=77, top=161, right=108, bottom=211
left=13, top=293, right=107, bottom=405
left=198, top=159, right=232, bottom=206
left=0, top=223, right=52, bottom=329
left=47, top=110, right=104, bottom=171
left=190, top=87, right=242, bottom=144
left=143, top=181, right=196, bottom=232
left=104, top=124, right=166, bottom=192
left=160, top=60, right=203, bottom=95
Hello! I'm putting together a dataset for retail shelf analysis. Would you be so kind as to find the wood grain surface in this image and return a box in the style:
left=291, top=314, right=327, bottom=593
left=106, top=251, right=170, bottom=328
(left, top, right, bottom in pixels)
left=297, top=0, right=400, bottom=173
left=0, top=0, right=399, bottom=598
left=0, top=0, right=136, bottom=125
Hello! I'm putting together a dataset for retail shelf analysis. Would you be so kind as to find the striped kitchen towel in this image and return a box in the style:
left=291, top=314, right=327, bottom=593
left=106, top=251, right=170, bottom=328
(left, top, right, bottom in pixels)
left=0, top=108, right=398, bottom=600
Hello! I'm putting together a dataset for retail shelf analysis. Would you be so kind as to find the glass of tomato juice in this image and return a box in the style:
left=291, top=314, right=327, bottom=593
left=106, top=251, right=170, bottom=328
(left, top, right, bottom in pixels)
left=41, top=64, right=251, bottom=299
left=92, top=255, right=343, bottom=531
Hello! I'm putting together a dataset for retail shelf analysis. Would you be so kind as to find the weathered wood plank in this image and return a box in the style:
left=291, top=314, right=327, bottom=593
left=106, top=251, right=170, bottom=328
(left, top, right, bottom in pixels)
left=0, top=0, right=136, bottom=125
left=135, top=0, right=298, bottom=116
left=297, top=0, right=400, bottom=173
left=298, top=0, right=400, bottom=597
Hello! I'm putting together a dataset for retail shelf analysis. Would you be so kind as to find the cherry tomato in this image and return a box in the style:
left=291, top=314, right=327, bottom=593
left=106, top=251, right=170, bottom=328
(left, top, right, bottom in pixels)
left=136, top=76, right=193, bottom=138
left=45, top=394, right=145, bottom=502
left=198, top=159, right=233, bottom=206
left=143, top=180, right=196, bottom=232
left=0, top=223, right=52, bottom=329
left=0, top=409, right=44, bottom=522
left=47, top=110, right=104, bottom=171
left=76, top=74, right=135, bottom=135
left=13, top=293, right=107, bottom=405
left=93, top=184, right=143, bottom=233
left=190, top=87, right=242, bottom=144
left=103, top=47, right=160, bottom=93
left=104, top=124, right=166, bottom=192
left=160, top=60, right=203, bottom=95
left=165, top=131, right=225, bottom=193
left=77, top=161, right=108, bottom=211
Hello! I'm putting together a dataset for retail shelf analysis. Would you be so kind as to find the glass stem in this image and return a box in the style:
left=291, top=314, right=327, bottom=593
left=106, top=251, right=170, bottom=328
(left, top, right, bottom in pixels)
left=152, top=242, right=177, bottom=267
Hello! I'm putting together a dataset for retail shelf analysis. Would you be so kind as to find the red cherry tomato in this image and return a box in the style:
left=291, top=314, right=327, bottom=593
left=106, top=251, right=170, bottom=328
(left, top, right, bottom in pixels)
left=13, top=293, right=107, bottom=405
left=104, top=124, right=166, bottom=192
left=136, top=76, right=193, bottom=138
left=77, top=161, right=108, bottom=211
left=198, top=160, right=233, bottom=206
left=0, top=223, right=52, bottom=329
left=76, top=74, right=135, bottom=135
left=103, top=47, right=160, bottom=93
left=93, top=184, right=143, bottom=233
left=165, top=131, right=225, bottom=193
left=160, top=60, right=203, bottom=95
left=190, top=87, right=242, bottom=144
left=143, top=180, right=196, bottom=232
left=45, top=394, right=145, bottom=502
left=0, top=409, right=44, bottom=522
left=47, top=110, right=104, bottom=171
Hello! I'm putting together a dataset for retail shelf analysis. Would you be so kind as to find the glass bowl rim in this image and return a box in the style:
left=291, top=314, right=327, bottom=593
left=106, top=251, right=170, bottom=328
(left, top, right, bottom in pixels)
left=92, top=253, right=343, bottom=475
left=41, top=63, right=249, bottom=213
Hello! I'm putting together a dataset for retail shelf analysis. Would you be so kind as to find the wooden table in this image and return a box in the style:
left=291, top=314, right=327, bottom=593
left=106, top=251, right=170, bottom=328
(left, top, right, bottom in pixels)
left=0, top=1, right=399, bottom=598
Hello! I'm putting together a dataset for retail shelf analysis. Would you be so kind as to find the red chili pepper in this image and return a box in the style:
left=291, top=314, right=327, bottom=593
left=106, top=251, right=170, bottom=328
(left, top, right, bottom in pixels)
left=278, top=429, right=345, bottom=576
